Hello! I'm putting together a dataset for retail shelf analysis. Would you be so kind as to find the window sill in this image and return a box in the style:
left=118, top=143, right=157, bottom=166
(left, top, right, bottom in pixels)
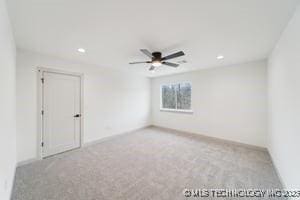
left=160, top=108, right=194, bottom=113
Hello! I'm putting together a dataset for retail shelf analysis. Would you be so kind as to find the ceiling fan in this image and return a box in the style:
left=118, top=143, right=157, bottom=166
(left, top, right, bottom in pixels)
left=129, top=49, right=185, bottom=71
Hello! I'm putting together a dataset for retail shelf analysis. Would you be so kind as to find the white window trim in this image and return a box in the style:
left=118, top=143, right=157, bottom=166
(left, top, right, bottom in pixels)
left=160, top=82, right=193, bottom=113
left=160, top=108, right=194, bottom=113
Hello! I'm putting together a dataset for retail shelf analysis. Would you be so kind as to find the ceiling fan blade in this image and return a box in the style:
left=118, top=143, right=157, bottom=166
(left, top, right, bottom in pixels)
left=129, top=61, right=151, bottom=64
left=162, top=62, right=179, bottom=67
left=140, top=49, right=153, bottom=58
left=161, top=51, right=185, bottom=61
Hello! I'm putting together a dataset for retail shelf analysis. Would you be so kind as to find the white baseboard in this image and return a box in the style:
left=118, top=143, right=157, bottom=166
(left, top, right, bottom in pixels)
left=17, top=157, right=40, bottom=167
left=267, top=150, right=287, bottom=189
left=151, top=125, right=268, bottom=152
left=9, top=163, right=17, bottom=200
left=83, top=125, right=151, bottom=147
left=16, top=124, right=267, bottom=167
left=16, top=125, right=152, bottom=167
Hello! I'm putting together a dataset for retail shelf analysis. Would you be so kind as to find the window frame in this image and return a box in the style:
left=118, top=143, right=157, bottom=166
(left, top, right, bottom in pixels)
left=160, top=81, right=193, bottom=113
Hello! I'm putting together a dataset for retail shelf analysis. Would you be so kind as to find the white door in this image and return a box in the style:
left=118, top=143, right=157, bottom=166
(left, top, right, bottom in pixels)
left=42, top=71, right=81, bottom=157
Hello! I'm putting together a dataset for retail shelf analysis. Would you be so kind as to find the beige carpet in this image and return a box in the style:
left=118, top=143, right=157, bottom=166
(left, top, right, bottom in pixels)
left=12, top=127, right=283, bottom=200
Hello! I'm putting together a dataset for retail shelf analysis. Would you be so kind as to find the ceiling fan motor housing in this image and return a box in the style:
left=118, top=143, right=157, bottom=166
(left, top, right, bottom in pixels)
left=152, top=52, right=162, bottom=61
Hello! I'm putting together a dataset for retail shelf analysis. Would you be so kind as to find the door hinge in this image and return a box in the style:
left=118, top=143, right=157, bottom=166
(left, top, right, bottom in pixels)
left=41, top=78, right=44, bottom=83
left=41, top=110, right=44, bottom=115
left=41, top=142, right=44, bottom=147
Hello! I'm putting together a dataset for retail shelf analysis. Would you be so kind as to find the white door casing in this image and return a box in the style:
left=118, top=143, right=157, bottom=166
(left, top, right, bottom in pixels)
left=41, top=70, right=82, bottom=157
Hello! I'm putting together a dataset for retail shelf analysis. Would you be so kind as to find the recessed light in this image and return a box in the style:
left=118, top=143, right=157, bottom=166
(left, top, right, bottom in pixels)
left=77, top=48, right=86, bottom=53
left=217, top=55, right=224, bottom=60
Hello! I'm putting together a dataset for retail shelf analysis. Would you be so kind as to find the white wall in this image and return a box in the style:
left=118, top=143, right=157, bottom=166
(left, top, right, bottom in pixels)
left=16, top=50, right=151, bottom=163
left=268, top=4, right=300, bottom=190
left=0, top=0, right=17, bottom=199
left=151, top=61, right=268, bottom=147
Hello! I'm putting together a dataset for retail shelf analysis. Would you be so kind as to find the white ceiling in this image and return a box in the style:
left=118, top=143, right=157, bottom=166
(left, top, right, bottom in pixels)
left=8, top=0, right=299, bottom=77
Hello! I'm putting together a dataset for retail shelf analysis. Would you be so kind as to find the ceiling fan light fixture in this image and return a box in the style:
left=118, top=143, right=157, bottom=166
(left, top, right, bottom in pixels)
left=129, top=49, right=185, bottom=70
left=152, top=60, right=162, bottom=67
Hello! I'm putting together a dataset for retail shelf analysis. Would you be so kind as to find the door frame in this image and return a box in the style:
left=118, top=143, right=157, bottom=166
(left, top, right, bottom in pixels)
left=37, top=67, right=84, bottom=159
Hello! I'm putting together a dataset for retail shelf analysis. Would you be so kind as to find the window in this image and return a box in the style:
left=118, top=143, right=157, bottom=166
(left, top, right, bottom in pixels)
left=161, top=82, right=192, bottom=112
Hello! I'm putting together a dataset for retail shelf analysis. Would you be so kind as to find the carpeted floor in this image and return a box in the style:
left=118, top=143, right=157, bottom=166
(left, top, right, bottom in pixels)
left=12, top=127, right=283, bottom=200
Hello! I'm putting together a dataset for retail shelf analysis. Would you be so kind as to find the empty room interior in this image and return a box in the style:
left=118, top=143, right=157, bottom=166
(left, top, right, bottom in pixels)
left=1, top=0, right=300, bottom=199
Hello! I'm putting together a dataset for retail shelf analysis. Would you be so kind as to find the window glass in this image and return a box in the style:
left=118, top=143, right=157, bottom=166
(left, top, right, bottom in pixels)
left=161, top=85, right=177, bottom=109
left=177, top=83, right=191, bottom=110
left=161, top=83, right=191, bottom=111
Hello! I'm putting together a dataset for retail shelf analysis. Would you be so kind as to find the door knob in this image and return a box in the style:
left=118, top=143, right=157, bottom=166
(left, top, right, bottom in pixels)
left=74, top=114, right=81, bottom=118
